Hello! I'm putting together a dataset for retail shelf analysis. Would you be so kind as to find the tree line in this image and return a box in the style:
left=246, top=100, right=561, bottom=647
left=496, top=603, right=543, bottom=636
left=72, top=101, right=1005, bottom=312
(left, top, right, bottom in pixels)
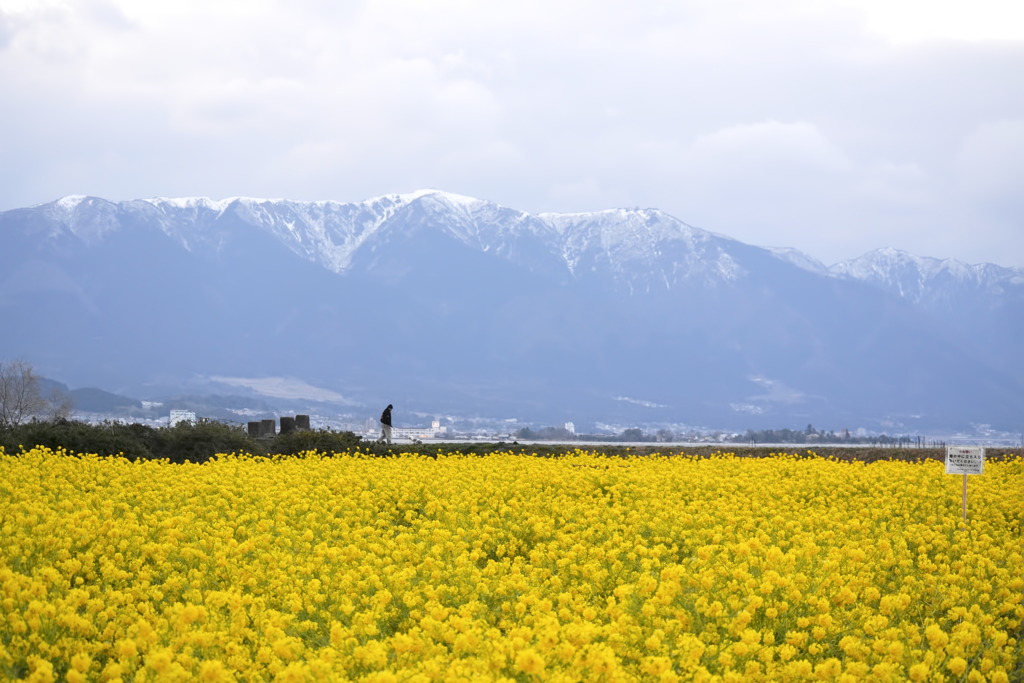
left=515, top=423, right=928, bottom=445
left=0, top=359, right=368, bottom=461
left=731, top=425, right=930, bottom=446
left=0, top=418, right=365, bottom=462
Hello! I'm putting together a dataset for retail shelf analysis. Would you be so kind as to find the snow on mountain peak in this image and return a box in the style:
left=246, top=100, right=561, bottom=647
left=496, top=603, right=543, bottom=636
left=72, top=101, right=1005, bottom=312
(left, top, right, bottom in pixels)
left=361, top=189, right=485, bottom=213
left=54, top=194, right=88, bottom=210
left=8, top=191, right=1022, bottom=306
left=145, top=196, right=233, bottom=212
left=534, top=206, right=743, bottom=289
left=416, top=189, right=484, bottom=207
left=835, top=247, right=977, bottom=280
left=35, top=195, right=121, bottom=243
left=829, top=246, right=1023, bottom=304
left=767, top=247, right=830, bottom=275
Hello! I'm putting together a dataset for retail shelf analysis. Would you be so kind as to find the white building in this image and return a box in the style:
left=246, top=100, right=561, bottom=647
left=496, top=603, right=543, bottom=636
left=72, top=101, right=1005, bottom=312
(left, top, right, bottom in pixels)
left=391, top=427, right=433, bottom=441
left=169, top=410, right=197, bottom=427
left=365, top=418, right=448, bottom=442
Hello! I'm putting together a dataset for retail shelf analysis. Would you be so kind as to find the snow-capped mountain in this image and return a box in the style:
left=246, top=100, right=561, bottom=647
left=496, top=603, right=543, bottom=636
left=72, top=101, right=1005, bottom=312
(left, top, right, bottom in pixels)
left=831, top=247, right=1024, bottom=306
left=1, top=192, right=1021, bottom=432
left=28, top=192, right=764, bottom=290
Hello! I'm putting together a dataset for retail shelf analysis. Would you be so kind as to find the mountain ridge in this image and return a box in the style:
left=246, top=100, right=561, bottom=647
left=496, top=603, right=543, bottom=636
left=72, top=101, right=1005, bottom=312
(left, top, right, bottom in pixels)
left=26, top=192, right=1024, bottom=283
left=2, top=191, right=1021, bottom=432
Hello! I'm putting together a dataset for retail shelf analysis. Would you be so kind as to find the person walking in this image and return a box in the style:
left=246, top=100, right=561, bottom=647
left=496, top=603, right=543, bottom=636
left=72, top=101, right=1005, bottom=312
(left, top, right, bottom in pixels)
left=379, top=404, right=393, bottom=444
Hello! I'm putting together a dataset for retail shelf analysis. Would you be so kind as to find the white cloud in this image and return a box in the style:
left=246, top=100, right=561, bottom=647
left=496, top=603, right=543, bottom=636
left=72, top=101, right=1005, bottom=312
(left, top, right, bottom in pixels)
left=853, top=161, right=930, bottom=206
left=687, top=121, right=852, bottom=177
left=829, top=0, right=1024, bottom=43
left=957, top=119, right=1024, bottom=201
left=0, top=0, right=1022, bottom=266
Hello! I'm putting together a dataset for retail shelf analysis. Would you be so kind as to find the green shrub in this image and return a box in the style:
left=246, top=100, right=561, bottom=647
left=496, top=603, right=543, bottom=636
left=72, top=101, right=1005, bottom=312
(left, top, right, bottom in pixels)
left=0, top=419, right=156, bottom=459
left=266, top=429, right=362, bottom=456
left=152, top=421, right=256, bottom=463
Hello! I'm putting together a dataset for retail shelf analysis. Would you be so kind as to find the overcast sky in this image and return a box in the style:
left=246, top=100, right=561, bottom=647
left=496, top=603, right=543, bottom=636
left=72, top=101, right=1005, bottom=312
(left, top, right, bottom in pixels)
left=2, top=0, right=1022, bottom=267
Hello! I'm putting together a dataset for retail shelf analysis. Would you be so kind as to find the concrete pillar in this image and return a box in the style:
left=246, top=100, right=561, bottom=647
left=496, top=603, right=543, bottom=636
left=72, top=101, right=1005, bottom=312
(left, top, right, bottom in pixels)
left=280, top=416, right=296, bottom=435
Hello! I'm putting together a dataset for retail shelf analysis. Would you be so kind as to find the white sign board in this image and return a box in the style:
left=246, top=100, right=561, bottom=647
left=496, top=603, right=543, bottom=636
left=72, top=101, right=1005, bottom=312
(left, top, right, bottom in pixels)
left=945, top=446, right=985, bottom=475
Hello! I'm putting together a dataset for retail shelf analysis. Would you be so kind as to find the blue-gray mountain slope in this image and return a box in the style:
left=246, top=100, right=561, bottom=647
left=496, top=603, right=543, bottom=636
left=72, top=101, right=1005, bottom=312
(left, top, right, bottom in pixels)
left=0, top=191, right=1020, bottom=431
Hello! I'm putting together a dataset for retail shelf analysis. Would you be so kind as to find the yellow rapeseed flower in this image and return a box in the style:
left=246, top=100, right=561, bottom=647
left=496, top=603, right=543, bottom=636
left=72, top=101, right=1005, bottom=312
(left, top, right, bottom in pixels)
left=514, top=647, right=545, bottom=675
left=0, top=448, right=1020, bottom=680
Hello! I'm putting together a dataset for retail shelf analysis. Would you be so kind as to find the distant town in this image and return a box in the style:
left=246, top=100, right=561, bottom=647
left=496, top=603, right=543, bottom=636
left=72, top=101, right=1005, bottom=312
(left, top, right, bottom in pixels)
left=160, top=409, right=1020, bottom=448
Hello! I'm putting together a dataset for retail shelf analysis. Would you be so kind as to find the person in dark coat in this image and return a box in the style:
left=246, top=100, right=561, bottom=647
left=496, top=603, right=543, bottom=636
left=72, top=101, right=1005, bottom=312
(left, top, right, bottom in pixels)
left=380, top=404, right=393, bottom=444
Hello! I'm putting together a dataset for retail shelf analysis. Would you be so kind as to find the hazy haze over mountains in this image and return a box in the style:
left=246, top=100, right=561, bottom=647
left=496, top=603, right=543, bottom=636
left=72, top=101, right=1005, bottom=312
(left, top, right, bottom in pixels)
left=1, top=191, right=1021, bottom=434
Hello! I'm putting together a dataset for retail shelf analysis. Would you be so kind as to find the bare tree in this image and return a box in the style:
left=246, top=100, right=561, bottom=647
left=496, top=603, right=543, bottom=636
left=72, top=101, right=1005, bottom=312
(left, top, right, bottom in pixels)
left=42, top=385, right=74, bottom=422
left=0, top=360, right=49, bottom=428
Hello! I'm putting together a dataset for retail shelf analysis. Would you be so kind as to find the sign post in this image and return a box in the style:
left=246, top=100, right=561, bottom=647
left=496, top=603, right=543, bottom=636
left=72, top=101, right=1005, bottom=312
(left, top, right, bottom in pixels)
left=945, top=446, right=985, bottom=521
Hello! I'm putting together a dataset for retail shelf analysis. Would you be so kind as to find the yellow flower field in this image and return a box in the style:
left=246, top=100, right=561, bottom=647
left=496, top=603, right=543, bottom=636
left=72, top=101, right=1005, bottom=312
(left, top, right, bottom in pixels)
left=1, top=447, right=1021, bottom=682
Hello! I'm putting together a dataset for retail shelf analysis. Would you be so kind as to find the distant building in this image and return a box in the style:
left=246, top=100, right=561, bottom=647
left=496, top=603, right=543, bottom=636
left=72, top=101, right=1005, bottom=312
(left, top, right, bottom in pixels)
left=169, top=410, right=197, bottom=427
left=392, top=425, right=446, bottom=441
left=363, top=418, right=448, bottom=441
